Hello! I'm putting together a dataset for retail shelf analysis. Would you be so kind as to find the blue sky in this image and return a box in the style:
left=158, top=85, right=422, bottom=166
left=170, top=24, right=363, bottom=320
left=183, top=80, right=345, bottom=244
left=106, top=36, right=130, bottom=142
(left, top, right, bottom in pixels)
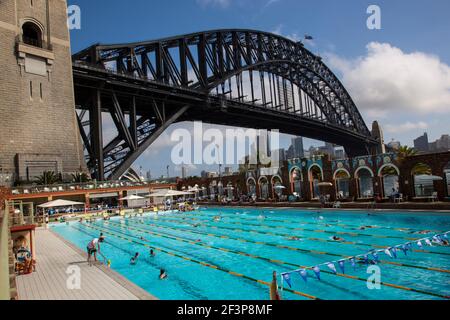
left=68, top=0, right=450, bottom=178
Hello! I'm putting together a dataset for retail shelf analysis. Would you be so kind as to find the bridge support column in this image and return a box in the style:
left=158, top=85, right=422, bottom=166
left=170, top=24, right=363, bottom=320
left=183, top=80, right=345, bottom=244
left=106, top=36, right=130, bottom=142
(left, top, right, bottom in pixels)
left=90, top=90, right=104, bottom=181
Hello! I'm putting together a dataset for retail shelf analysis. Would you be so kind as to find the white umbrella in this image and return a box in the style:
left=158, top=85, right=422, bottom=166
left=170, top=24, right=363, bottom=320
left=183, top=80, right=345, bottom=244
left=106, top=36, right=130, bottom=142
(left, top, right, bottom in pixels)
left=414, top=175, right=443, bottom=181
left=274, top=185, right=286, bottom=189
left=318, top=182, right=333, bottom=187
left=148, top=190, right=194, bottom=197
left=38, top=199, right=84, bottom=208
left=119, top=195, right=145, bottom=201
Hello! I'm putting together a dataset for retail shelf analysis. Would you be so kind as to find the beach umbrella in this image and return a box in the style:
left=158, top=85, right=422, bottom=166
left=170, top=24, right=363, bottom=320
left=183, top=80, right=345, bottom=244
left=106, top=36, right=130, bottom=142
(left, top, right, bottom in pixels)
left=119, top=195, right=145, bottom=201
left=318, top=182, right=333, bottom=187
left=414, top=175, right=443, bottom=181
left=38, top=199, right=84, bottom=208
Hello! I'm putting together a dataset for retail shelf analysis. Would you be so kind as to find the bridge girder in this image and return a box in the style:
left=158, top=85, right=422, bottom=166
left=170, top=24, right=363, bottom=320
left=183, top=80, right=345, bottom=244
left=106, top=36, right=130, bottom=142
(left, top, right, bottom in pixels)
left=72, top=29, right=377, bottom=180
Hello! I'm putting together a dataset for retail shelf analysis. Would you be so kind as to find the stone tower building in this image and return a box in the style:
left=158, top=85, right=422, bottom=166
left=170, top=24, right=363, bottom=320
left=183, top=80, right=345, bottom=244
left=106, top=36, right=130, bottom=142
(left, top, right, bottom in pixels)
left=0, top=0, right=85, bottom=186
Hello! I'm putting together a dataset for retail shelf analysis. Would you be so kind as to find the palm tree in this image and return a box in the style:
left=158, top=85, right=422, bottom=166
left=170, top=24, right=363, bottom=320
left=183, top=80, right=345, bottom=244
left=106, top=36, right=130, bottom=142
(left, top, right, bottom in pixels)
left=35, top=171, right=60, bottom=185
left=71, top=172, right=90, bottom=183
left=397, top=146, right=417, bottom=162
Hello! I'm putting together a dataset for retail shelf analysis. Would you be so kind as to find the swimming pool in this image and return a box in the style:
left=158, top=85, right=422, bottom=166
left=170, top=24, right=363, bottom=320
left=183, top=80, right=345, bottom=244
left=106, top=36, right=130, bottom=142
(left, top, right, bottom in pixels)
left=51, top=208, right=450, bottom=300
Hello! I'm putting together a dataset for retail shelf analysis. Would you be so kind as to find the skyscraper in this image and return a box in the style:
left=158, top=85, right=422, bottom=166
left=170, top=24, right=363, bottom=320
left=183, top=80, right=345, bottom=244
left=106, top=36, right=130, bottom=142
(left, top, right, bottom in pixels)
left=414, top=133, right=429, bottom=153
left=291, top=137, right=304, bottom=158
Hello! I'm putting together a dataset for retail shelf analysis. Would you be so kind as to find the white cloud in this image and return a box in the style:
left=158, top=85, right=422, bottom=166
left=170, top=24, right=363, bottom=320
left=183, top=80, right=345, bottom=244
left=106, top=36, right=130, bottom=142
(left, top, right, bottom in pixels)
left=326, top=42, right=450, bottom=115
left=196, top=0, right=231, bottom=8
left=385, top=121, right=428, bottom=134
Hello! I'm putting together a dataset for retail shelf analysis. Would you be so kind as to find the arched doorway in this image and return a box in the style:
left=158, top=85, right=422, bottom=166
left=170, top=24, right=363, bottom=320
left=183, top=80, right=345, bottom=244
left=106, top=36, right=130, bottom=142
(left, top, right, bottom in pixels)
left=412, top=163, right=434, bottom=197
left=334, top=169, right=350, bottom=199
left=309, top=165, right=323, bottom=199
left=290, top=167, right=302, bottom=198
left=226, top=182, right=234, bottom=200
left=355, top=167, right=374, bottom=199
left=209, top=182, right=217, bottom=200
left=22, top=21, right=43, bottom=48
left=259, top=177, right=269, bottom=200
left=247, top=178, right=257, bottom=199
left=271, top=175, right=283, bottom=200
left=379, top=165, right=400, bottom=198
left=445, top=162, right=450, bottom=197
left=218, top=181, right=224, bottom=197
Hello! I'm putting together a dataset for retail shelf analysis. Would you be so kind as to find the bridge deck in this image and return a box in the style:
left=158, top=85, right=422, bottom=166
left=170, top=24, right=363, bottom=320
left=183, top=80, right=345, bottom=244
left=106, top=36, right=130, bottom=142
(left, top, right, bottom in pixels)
left=16, top=228, right=156, bottom=300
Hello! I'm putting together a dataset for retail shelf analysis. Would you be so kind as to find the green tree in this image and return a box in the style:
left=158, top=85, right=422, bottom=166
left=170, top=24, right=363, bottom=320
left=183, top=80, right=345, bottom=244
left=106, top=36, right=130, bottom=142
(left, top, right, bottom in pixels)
left=71, top=172, right=90, bottom=183
left=35, top=171, right=60, bottom=185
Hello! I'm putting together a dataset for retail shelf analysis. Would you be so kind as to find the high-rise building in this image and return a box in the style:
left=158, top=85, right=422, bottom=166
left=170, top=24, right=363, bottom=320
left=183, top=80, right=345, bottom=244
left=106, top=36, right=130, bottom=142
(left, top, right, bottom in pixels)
left=291, top=137, right=304, bottom=158
left=414, top=133, right=429, bottom=153
left=0, top=0, right=86, bottom=185
left=181, top=166, right=187, bottom=179
left=146, top=170, right=152, bottom=182
left=430, top=134, right=450, bottom=152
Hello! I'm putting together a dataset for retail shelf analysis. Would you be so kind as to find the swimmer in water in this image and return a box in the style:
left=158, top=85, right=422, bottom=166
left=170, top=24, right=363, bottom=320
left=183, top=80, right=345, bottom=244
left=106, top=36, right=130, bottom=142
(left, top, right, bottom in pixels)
left=150, top=249, right=156, bottom=257
left=159, top=269, right=168, bottom=280
left=332, top=236, right=345, bottom=242
left=130, top=252, right=140, bottom=265
left=287, top=236, right=301, bottom=241
left=412, top=230, right=432, bottom=235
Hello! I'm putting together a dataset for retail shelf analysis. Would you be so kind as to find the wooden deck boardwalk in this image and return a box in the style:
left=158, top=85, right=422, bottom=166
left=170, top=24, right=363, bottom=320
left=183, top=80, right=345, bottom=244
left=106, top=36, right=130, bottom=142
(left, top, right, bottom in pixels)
left=16, top=228, right=156, bottom=300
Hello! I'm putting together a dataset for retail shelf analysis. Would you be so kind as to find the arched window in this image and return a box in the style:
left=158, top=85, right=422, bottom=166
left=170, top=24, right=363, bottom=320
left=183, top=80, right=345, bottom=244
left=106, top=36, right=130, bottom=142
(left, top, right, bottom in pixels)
left=226, top=183, right=234, bottom=200
left=379, top=165, right=400, bottom=198
left=356, top=168, right=374, bottom=198
left=412, top=163, right=434, bottom=197
left=271, top=176, right=283, bottom=199
left=290, top=167, right=302, bottom=197
left=22, top=22, right=43, bottom=48
left=247, top=178, right=256, bottom=198
left=334, top=170, right=350, bottom=199
left=444, top=162, right=450, bottom=197
left=309, top=165, right=323, bottom=199
left=259, top=177, right=269, bottom=200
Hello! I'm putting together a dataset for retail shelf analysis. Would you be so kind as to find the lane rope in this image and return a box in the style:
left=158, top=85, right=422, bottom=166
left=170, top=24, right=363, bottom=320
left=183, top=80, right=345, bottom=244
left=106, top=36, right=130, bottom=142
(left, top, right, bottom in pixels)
left=94, top=220, right=450, bottom=300
left=76, top=222, right=319, bottom=300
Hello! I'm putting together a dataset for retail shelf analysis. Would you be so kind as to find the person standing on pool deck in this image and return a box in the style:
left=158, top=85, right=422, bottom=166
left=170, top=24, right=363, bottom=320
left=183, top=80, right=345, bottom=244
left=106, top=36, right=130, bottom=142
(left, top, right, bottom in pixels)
left=87, top=236, right=105, bottom=266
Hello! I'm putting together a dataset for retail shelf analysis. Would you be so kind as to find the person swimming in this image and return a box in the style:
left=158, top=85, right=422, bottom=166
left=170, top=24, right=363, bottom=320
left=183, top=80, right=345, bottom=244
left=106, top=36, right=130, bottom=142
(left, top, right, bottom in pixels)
left=332, top=236, right=345, bottom=242
left=130, top=252, right=140, bottom=265
left=287, top=236, right=301, bottom=241
left=150, top=249, right=156, bottom=257
left=159, top=269, right=168, bottom=280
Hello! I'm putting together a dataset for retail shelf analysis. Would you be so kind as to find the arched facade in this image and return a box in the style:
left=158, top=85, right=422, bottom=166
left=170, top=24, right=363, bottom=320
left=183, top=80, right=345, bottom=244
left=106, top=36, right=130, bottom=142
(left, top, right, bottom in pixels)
left=334, top=169, right=351, bottom=199
left=378, top=164, right=400, bottom=198
left=289, top=167, right=303, bottom=197
left=355, top=167, right=374, bottom=199
left=258, top=176, right=269, bottom=200
left=308, top=164, right=323, bottom=199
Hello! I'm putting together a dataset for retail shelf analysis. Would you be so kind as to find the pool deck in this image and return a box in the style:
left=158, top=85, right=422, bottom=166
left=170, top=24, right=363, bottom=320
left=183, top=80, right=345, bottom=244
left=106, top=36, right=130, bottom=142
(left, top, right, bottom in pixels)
left=16, top=228, right=157, bottom=300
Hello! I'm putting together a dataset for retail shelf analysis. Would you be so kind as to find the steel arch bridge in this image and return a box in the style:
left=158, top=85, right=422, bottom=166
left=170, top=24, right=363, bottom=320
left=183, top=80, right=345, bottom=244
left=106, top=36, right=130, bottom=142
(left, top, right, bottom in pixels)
left=72, top=29, right=378, bottom=181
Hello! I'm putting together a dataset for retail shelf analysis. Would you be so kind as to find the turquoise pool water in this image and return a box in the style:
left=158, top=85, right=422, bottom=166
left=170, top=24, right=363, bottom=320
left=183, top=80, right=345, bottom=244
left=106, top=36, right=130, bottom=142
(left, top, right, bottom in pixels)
left=51, top=208, right=450, bottom=300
